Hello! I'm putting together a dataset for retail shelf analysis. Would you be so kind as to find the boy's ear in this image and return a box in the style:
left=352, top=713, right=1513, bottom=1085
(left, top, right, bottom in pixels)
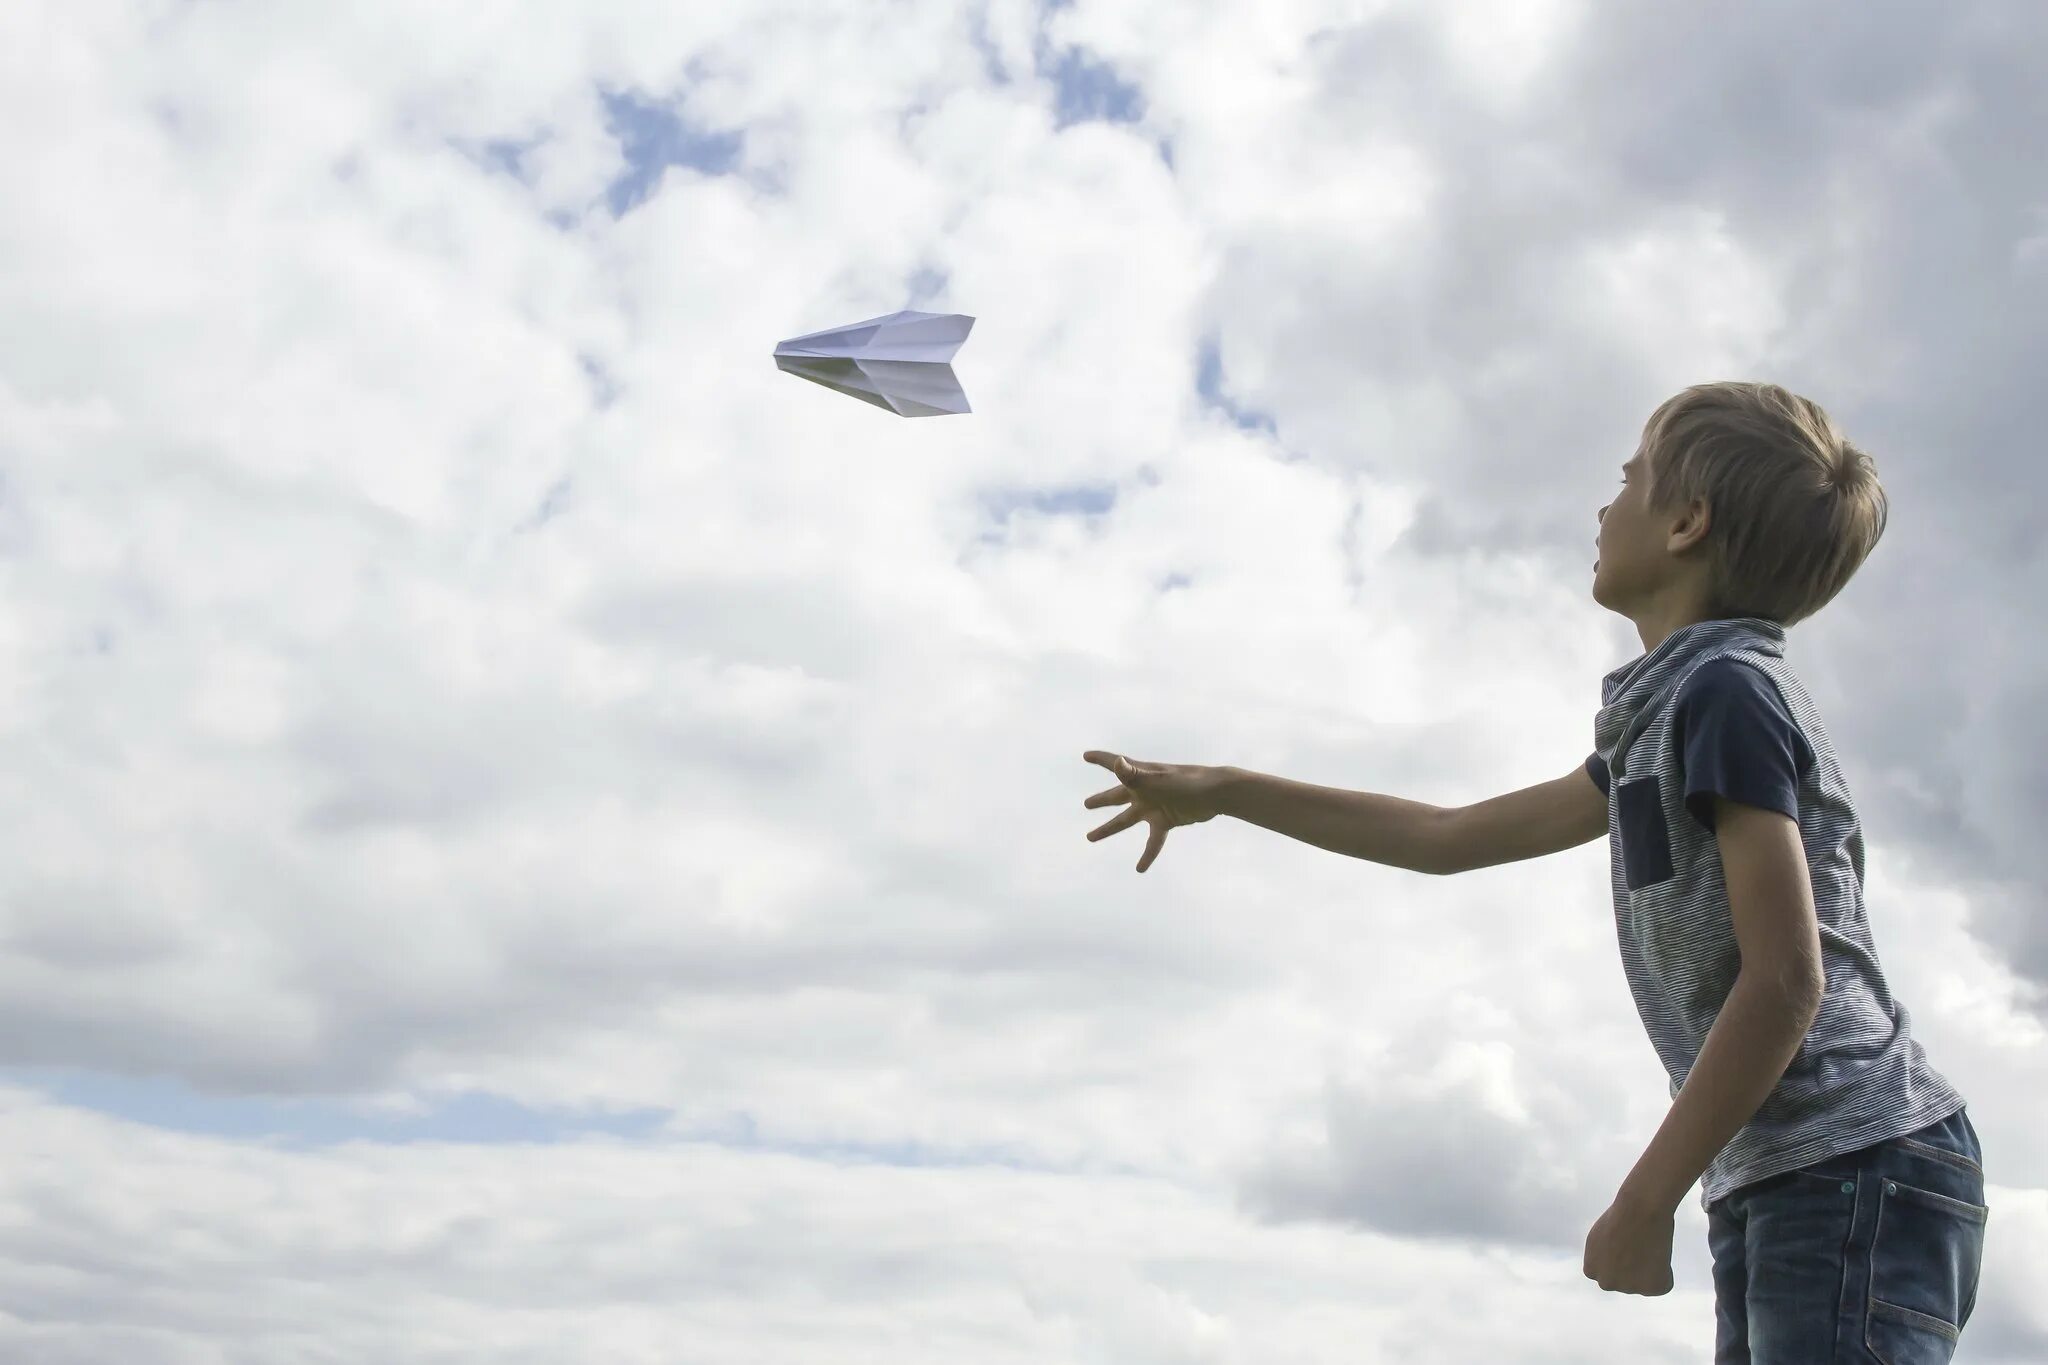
left=1665, top=497, right=1711, bottom=554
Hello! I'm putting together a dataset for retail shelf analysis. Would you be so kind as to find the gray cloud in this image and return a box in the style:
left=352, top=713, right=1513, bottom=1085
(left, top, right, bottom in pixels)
left=1157, top=1, right=2048, bottom=991
left=1240, top=1073, right=1589, bottom=1250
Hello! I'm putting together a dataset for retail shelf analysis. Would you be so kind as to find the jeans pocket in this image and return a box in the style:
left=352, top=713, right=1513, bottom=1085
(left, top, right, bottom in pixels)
left=1865, top=1177, right=1988, bottom=1364
left=1894, top=1108, right=1984, bottom=1180
left=1894, top=1133, right=1983, bottom=1181
left=1616, top=776, right=1674, bottom=890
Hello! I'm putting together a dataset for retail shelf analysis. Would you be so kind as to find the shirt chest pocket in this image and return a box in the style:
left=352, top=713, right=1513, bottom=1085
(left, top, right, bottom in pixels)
left=1616, top=775, right=1675, bottom=891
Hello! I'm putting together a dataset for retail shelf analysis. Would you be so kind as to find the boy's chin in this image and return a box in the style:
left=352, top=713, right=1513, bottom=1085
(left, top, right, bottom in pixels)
left=1591, top=574, right=1625, bottom=615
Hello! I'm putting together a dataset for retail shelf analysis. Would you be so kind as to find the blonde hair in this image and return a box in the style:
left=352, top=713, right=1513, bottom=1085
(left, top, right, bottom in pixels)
left=1639, top=381, right=1888, bottom=628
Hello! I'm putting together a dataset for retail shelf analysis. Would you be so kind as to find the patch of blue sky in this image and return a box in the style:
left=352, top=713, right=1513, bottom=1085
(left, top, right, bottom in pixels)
left=601, top=89, right=743, bottom=217
left=10, top=1068, right=667, bottom=1149
left=447, top=130, right=543, bottom=185
left=1031, top=17, right=1166, bottom=164
left=981, top=483, right=1118, bottom=526
left=578, top=351, right=619, bottom=408
left=516, top=474, right=574, bottom=534
left=906, top=264, right=952, bottom=308
left=1046, top=46, right=1145, bottom=130
left=965, top=6, right=1012, bottom=84
left=480, top=134, right=541, bottom=181
left=1196, top=334, right=1280, bottom=437
left=681, top=1111, right=1150, bottom=1176
left=11, top=1070, right=1155, bottom=1174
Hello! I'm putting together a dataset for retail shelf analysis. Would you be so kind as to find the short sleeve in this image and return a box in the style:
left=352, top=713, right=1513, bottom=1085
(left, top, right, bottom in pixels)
left=1672, top=659, right=1812, bottom=831
left=1585, top=751, right=1609, bottom=797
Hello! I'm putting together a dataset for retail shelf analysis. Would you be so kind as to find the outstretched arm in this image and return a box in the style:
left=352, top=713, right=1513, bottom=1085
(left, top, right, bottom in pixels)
left=1437, top=761, right=1609, bottom=874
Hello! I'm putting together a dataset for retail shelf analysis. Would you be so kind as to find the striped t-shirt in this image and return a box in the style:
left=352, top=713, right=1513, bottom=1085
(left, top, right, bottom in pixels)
left=1587, top=617, right=1966, bottom=1213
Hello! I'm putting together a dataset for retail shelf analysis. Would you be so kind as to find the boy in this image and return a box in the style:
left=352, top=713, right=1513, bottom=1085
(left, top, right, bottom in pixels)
left=1083, top=381, right=1987, bottom=1362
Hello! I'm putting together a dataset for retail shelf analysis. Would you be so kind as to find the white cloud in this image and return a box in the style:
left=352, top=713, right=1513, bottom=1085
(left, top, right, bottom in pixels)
left=1, top=0, right=2043, bottom=1360
left=0, top=1087, right=1842, bottom=1364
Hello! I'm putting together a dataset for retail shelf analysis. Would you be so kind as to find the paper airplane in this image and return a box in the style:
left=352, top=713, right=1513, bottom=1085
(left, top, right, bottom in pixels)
left=772, top=309, right=974, bottom=417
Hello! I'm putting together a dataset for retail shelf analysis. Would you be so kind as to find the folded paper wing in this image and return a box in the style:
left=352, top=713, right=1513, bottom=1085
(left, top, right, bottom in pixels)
left=772, top=310, right=975, bottom=417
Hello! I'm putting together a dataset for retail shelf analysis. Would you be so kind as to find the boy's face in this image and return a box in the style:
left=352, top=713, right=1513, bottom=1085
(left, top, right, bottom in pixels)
left=1594, top=442, right=1711, bottom=623
left=1594, top=445, right=1661, bottom=607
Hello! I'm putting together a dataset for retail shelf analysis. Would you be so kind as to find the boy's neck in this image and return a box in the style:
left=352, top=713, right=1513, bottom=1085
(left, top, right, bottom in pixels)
left=1632, top=585, right=1722, bottom=654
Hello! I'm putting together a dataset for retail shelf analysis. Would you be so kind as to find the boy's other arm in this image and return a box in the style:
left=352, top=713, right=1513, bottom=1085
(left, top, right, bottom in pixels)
left=1438, top=764, right=1610, bottom=874
left=1615, top=797, right=1825, bottom=1213
left=1210, top=762, right=1607, bottom=876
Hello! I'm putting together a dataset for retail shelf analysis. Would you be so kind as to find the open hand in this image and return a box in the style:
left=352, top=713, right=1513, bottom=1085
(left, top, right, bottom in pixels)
left=1081, top=751, right=1224, bottom=873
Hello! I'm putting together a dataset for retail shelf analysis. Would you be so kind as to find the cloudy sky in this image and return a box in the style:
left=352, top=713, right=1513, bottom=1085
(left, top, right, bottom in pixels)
left=2, top=1, right=2044, bottom=1360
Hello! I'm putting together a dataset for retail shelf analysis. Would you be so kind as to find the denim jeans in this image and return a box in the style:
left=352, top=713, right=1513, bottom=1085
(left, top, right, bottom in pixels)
left=1707, top=1106, right=1987, bottom=1364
